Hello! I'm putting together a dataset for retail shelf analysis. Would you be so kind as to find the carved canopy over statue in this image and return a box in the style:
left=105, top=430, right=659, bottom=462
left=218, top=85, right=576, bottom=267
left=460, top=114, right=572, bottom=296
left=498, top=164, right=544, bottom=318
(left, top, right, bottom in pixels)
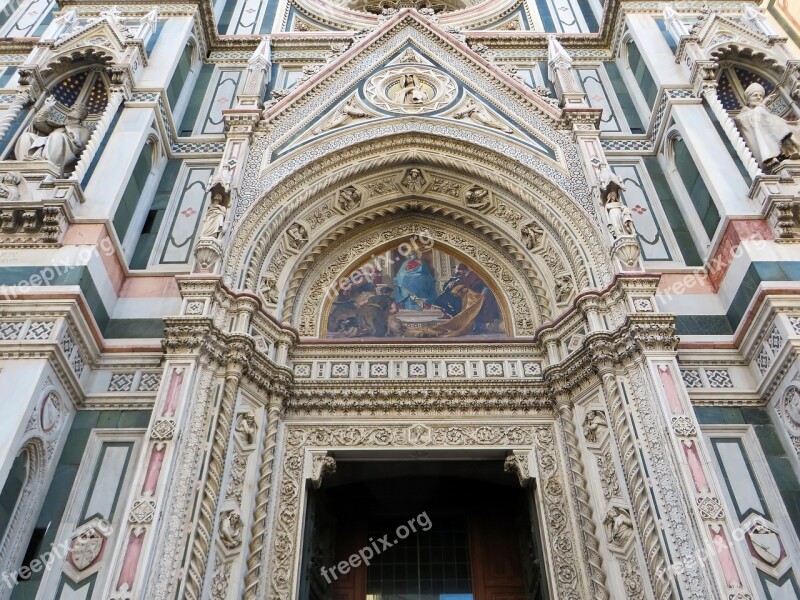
left=15, top=97, right=91, bottom=176
left=735, top=83, right=800, bottom=171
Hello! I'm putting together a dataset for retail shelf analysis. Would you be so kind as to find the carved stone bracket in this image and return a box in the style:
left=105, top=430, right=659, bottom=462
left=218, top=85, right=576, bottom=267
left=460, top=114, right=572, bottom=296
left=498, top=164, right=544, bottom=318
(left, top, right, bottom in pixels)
left=307, top=451, right=337, bottom=489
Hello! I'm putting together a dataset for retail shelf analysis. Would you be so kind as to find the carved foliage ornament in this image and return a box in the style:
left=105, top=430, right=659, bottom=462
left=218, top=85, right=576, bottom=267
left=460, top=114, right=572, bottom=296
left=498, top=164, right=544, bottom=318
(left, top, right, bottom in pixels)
left=264, top=424, right=567, bottom=600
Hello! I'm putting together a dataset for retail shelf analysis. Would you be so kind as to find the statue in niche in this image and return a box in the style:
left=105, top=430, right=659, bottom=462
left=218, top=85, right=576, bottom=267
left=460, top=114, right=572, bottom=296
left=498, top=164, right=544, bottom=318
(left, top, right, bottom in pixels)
left=453, top=97, right=513, bottom=133
left=15, top=98, right=91, bottom=175
left=337, top=185, right=362, bottom=211
left=735, top=83, right=800, bottom=171
left=200, top=186, right=229, bottom=240
left=313, top=97, right=371, bottom=134
left=604, top=506, right=634, bottom=546
left=465, top=185, right=491, bottom=211
left=0, top=172, right=22, bottom=202
left=235, top=412, right=256, bottom=445
left=554, top=274, right=574, bottom=304
left=393, top=73, right=429, bottom=105
left=582, top=409, right=608, bottom=442
left=261, top=272, right=279, bottom=304
left=597, top=162, right=635, bottom=239
left=286, top=223, right=308, bottom=249
left=521, top=222, right=544, bottom=250
left=219, top=510, right=242, bottom=548
left=401, top=168, right=426, bottom=192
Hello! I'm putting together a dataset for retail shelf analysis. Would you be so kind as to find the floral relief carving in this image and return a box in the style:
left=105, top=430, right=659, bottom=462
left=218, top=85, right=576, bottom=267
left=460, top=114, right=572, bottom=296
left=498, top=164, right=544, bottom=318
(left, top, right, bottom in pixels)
left=264, top=423, right=549, bottom=599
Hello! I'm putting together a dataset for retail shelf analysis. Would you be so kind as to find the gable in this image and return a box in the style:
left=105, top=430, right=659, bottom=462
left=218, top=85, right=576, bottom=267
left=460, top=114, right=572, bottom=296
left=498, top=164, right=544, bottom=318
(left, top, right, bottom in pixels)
left=273, top=41, right=559, bottom=160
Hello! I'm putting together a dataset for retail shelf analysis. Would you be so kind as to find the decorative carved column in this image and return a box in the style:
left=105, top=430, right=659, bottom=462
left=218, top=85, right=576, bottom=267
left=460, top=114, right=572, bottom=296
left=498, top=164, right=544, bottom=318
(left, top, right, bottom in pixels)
left=0, top=91, right=32, bottom=142
left=71, top=83, right=127, bottom=183
left=609, top=283, right=757, bottom=600
left=593, top=358, right=675, bottom=600
left=182, top=337, right=251, bottom=600
left=552, top=393, right=609, bottom=600
left=242, top=392, right=284, bottom=600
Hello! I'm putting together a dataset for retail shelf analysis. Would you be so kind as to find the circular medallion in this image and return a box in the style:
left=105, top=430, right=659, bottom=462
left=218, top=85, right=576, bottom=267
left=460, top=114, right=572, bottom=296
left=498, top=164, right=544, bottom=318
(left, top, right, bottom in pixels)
left=783, top=386, right=800, bottom=436
left=364, top=66, right=457, bottom=114
left=40, top=391, right=61, bottom=433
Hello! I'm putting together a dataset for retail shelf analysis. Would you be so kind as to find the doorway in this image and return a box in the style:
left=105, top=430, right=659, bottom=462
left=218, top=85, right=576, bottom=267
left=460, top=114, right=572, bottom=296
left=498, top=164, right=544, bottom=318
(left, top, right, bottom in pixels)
left=298, top=459, right=549, bottom=600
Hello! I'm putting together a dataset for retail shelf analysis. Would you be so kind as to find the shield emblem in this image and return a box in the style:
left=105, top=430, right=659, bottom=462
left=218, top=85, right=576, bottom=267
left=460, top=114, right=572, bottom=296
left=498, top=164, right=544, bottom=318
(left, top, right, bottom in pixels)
left=70, top=529, right=104, bottom=571
left=750, top=527, right=782, bottom=566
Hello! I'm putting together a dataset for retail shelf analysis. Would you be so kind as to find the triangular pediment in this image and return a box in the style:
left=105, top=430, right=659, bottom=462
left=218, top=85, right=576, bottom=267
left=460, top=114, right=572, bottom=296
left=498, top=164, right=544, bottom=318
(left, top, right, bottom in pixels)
left=262, top=10, right=568, bottom=169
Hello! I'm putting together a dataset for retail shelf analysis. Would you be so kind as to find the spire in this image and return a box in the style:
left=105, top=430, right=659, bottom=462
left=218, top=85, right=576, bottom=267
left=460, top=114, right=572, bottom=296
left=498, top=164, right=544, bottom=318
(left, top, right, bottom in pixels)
left=547, top=35, right=584, bottom=107
left=137, top=9, right=159, bottom=48
left=238, top=37, right=272, bottom=108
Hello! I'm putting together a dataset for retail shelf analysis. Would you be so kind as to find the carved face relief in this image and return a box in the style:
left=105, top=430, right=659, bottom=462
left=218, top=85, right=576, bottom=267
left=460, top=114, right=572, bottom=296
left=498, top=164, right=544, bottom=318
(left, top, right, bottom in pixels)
left=364, top=66, right=457, bottom=114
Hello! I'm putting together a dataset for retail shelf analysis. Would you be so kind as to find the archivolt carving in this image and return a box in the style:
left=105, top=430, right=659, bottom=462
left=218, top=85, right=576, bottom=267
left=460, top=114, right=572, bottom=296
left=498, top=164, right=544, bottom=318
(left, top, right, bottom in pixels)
left=228, top=134, right=609, bottom=298
left=280, top=212, right=546, bottom=336
left=253, top=171, right=584, bottom=315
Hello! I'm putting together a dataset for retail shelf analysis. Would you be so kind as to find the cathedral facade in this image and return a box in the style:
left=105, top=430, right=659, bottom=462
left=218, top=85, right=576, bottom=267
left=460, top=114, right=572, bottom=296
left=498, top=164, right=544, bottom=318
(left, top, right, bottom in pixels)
left=0, top=1, right=798, bottom=599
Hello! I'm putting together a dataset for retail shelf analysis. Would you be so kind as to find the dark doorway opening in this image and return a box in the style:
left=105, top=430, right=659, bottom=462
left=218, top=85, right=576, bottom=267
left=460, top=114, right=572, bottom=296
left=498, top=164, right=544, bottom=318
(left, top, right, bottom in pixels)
left=298, top=459, right=549, bottom=600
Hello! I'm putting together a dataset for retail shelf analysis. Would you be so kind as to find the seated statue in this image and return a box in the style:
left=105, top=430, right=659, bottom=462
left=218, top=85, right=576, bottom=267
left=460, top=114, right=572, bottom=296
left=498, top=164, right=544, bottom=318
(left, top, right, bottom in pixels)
left=735, top=83, right=800, bottom=170
left=15, top=97, right=91, bottom=175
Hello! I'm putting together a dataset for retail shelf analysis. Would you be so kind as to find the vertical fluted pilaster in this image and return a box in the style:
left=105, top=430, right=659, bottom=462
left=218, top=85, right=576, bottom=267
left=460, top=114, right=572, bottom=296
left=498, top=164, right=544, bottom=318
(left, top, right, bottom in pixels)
left=557, top=402, right=609, bottom=600
left=70, top=89, right=124, bottom=182
left=0, top=92, right=30, bottom=143
left=243, top=397, right=282, bottom=600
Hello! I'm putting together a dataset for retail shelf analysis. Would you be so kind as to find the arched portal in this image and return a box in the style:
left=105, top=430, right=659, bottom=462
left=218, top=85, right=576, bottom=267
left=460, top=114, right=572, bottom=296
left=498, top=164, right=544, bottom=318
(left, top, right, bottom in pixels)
left=226, top=133, right=612, bottom=338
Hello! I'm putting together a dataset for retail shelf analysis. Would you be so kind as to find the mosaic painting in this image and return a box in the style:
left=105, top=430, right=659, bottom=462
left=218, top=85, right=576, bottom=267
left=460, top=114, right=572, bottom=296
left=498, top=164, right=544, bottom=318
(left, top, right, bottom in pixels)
left=325, top=241, right=506, bottom=339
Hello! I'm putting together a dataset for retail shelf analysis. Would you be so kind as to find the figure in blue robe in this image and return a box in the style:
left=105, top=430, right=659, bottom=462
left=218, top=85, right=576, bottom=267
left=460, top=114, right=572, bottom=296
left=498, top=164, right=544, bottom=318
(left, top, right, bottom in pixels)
left=394, top=251, right=437, bottom=310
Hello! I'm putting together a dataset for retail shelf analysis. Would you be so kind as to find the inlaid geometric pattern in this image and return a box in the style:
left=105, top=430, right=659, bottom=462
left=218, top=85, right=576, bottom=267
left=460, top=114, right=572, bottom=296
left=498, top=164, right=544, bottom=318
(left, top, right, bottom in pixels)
left=756, top=346, right=771, bottom=375
left=767, top=326, right=784, bottom=355
left=108, top=373, right=135, bottom=392
left=681, top=369, right=703, bottom=388
left=789, top=316, right=800, bottom=335
left=705, top=370, right=733, bottom=388
left=446, top=362, right=465, bottom=377
left=522, top=362, right=542, bottom=377
left=0, top=321, right=23, bottom=340
left=72, top=353, right=85, bottom=378
left=24, top=321, right=53, bottom=340
left=485, top=362, right=503, bottom=377
left=408, top=363, right=427, bottom=377
left=331, top=363, right=350, bottom=378
left=60, top=330, right=76, bottom=357
left=293, top=363, right=312, bottom=378
left=370, top=363, right=389, bottom=378
left=138, top=373, right=162, bottom=392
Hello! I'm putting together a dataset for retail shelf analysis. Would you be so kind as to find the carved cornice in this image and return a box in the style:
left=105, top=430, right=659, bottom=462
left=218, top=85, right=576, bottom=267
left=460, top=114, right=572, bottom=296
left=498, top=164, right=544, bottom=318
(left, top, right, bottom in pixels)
left=162, top=316, right=292, bottom=395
